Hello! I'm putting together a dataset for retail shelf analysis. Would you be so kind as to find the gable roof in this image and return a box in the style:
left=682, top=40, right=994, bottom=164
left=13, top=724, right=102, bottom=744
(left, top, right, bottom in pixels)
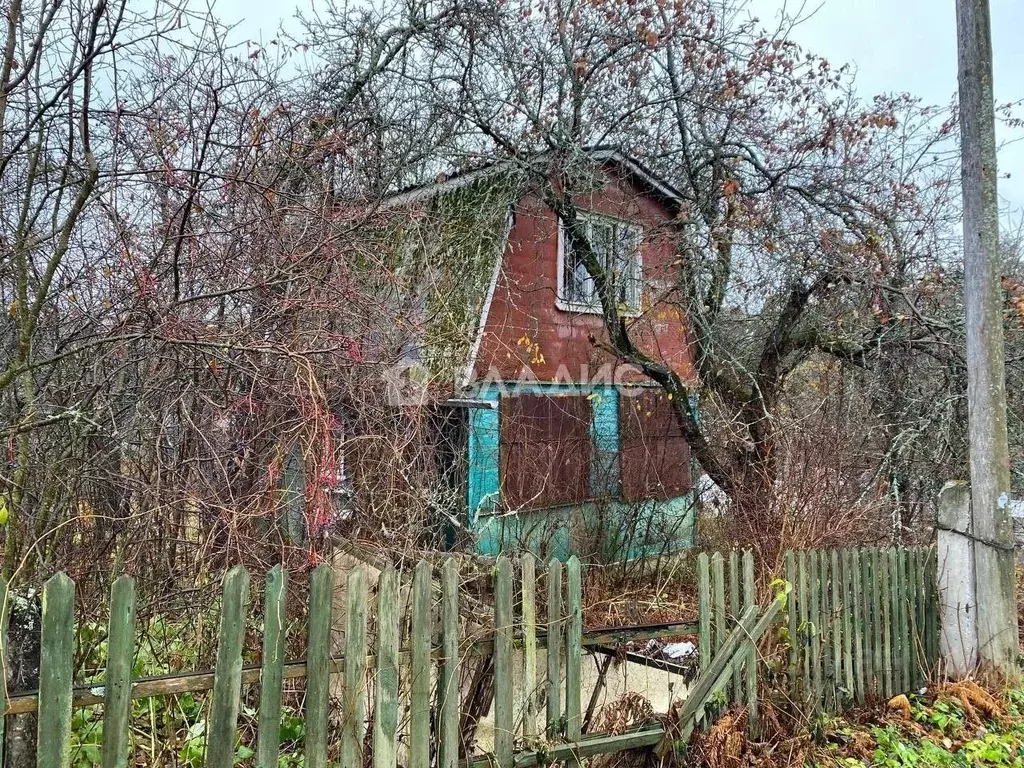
left=382, top=147, right=683, bottom=213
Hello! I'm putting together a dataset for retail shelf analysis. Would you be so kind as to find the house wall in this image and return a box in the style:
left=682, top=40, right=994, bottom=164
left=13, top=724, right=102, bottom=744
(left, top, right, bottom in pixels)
left=472, top=169, right=696, bottom=385
left=466, top=381, right=696, bottom=561
left=463, top=168, right=698, bottom=561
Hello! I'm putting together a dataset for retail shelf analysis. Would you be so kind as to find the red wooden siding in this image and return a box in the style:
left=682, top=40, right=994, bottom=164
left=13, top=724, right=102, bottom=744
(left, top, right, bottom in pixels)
left=619, top=391, right=691, bottom=502
left=473, top=164, right=696, bottom=385
left=499, top=395, right=592, bottom=510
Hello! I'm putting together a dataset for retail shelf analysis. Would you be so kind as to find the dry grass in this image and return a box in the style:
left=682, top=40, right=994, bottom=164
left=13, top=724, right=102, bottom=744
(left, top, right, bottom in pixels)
left=582, top=562, right=698, bottom=628
left=587, top=677, right=1022, bottom=767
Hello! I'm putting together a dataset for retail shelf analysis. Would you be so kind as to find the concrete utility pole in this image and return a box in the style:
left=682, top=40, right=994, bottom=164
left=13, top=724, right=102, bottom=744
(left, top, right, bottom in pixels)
left=956, top=0, right=1019, bottom=673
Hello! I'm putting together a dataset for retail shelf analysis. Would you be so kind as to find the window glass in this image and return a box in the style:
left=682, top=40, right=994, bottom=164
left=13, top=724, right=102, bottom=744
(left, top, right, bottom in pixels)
left=561, top=214, right=641, bottom=312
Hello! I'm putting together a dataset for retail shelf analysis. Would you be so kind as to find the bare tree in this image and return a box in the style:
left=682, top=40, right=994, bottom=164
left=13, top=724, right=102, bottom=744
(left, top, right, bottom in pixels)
left=303, top=0, right=967, bottom=549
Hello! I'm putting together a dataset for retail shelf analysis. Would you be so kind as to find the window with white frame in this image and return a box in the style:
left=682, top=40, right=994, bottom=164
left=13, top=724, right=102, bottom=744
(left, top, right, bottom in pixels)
left=558, top=213, right=642, bottom=314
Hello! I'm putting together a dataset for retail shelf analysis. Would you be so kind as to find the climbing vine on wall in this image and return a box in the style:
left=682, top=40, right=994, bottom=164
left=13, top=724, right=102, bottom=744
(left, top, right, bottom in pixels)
left=378, top=171, right=525, bottom=382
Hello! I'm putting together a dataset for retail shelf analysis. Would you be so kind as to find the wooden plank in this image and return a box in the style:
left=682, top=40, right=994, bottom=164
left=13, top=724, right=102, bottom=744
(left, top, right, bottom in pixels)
left=581, top=622, right=699, bottom=647
left=798, top=551, right=810, bottom=702
left=410, top=560, right=432, bottom=768
left=896, top=550, right=906, bottom=691
left=206, top=567, right=251, bottom=768
left=897, top=548, right=905, bottom=696
left=742, top=551, right=757, bottom=737
left=729, top=551, right=741, bottom=705
left=712, top=554, right=726, bottom=657
left=464, top=726, right=666, bottom=768
left=565, top=556, right=583, bottom=744
left=373, top=566, right=400, bottom=768
left=306, top=565, right=334, bottom=768
left=926, top=545, right=940, bottom=673
left=901, top=548, right=909, bottom=696
left=710, top=552, right=726, bottom=724
left=914, top=548, right=926, bottom=688
left=851, top=549, right=866, bottom=705
left=680, top=598, right=785, bottom=735
left=257, top=567, right=288, bottom=768
left=494, top=556, right=514, bottom=768
left=820, top=551, right=833, bottom=710
left=888, top=549, right=899, bottom=696
left=798, top=552, right=806, bottom=704
left=880, top=549, right=894, bottom=698
left=438, top=560, right=459, bottom=768
left=904, top=549, right=913, bottom=689
left=101, top=575, right=137, bottom=768
left=808, top=551, right=822, bottom=710
left=905, top=548, right=916, bottom=687
left=0, top=575, right=10, bottom=768
left=341, top=566, right=369, bottom=768
left=521, top=554, right=538, bottom=741
left=871, top=549, right=884, bottom=699
left=697, top=553, right=711, bottom=674
left=840, top=550, right=854, bottom=706
left=37, top=572, right=76, bottom=768
left=546, top=558, right=563, bottom=738
left=909, top=548, right=924, bottom=688
left=867, top=549, right=880, bottom=698
left=785, top=552, right=797, bottom=698
left=830, top=549, right=842, bottom=710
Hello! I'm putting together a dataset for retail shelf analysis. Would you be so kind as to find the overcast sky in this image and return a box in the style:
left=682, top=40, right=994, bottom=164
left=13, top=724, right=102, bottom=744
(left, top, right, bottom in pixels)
left=749, top=0, right=1024, bottom=215
left=215, top=0, right=1024, bottom=214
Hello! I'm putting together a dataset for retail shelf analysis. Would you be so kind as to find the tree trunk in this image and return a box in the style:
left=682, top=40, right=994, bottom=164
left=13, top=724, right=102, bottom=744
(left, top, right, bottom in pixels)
left=3, top=591, right=40, bottom=768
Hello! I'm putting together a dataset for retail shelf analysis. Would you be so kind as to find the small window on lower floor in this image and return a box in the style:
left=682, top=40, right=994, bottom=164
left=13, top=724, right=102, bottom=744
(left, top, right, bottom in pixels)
left=619, top=391, right=691, bottom=502
left=500, top=394, right=592, bottom=510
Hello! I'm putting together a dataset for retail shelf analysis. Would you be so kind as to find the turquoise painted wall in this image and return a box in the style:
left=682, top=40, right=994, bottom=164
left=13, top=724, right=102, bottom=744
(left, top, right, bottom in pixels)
left=466, top=383, right=695, bottom=560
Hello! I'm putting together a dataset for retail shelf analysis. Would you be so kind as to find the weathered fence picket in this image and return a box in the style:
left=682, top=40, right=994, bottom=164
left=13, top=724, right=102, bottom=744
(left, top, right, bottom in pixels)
left=840, top=551, right=854, bottom=704
left=729, top=551, right=741, bottom=704
left=546, top=557, right=563, bottom=738
left=373, top=567, right=400, bottom=768
left=521, top=553, right=538, bottom=741
left=697, top=552, right=711, bottom=674
left=852, top=548, right=866, bottom=704
left=37, top=573, right=75, bottom=768
left=257, top=567, right=287, bottom=768
left=101, top=575, right=136, bottom=768
left=781, top=545, right=938, bottom=711
left=0, top=575, right=10, bottom=768
left=207, top=567, right=251, bottom=768
left=306, top=566, right=333, bottom=768
left=566, top=555, right=583, bottom=746
left=741, top=551, right=756, bottom=737
left=438, top=560, right=459, bottom=768
left=809, top=551, right=822, bottom=707
left=410, top=560, right=432, bottom=768
left=493, top=557, right=514, bottom=768
left=341, top=566, right=368, bottom=768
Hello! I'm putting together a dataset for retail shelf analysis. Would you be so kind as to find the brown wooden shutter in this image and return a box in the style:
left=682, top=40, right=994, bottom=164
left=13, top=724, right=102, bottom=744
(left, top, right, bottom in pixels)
left=619, top=391, right=691, bottom=502
left=500, top=394, right=592, bottom=510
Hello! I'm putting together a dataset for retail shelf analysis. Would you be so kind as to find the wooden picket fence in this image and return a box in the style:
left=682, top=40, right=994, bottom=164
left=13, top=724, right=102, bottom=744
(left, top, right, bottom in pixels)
left=0, top=556, right=589, bottom=768
left=0, top=545, right=940, bottom=768
left=693, top=551, right=759, bottom=730
left=783, top=546, right=940, bottom=710
left=691, top=546, right=940, bottom=724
